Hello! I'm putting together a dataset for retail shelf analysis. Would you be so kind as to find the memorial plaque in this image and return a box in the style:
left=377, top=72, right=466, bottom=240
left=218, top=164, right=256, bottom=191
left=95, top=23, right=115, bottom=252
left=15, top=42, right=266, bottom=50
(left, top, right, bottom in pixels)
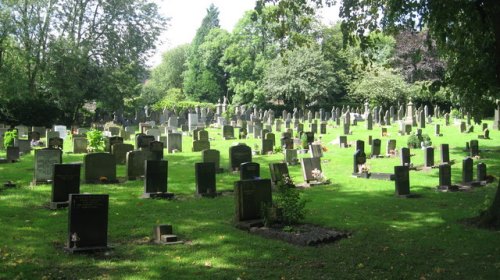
left=67, top=194, right=109, bottom=251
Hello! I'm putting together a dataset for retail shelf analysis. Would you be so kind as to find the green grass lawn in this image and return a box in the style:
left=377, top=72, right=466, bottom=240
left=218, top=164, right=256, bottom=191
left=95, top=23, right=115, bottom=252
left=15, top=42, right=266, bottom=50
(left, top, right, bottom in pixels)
left=0, top=119, right=499, bottom=279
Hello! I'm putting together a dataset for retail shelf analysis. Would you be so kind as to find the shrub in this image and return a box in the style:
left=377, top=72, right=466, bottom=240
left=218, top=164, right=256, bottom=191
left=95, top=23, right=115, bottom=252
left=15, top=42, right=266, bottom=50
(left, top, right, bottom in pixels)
left=273, top=175, right=306, bottom=225
left=86, top=129, right=105, bottom=152
left=407, top=133, right=432, bottom=148
left=450, top=108, right=461, bottom=119
left=3, top=130, right=17, bottom=148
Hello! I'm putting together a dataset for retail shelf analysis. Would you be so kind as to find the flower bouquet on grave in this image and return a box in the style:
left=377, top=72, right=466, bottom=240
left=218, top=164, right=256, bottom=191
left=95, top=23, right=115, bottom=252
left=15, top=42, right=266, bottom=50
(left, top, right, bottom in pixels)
left=99, top=176, right=108, bottom=183
left=360, top=164, right=370, bottom=174
left=311, top=168, right=329, bottom=184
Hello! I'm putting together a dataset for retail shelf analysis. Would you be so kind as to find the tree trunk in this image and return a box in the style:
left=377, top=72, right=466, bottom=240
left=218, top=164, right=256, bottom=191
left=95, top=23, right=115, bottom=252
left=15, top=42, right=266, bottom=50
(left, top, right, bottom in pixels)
left=475, top=180, right=500, bottom=229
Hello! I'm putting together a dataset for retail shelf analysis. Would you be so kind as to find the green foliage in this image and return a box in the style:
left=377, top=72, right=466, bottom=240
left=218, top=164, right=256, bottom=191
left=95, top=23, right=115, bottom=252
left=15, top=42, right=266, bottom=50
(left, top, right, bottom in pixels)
left=273, top=175, right=306, bottom=225
left=301, top=133, right=309, bottom=149
left=450, top=108, right=461, bottom=119
left=262, top=46, right=335, bottom=109
left=153, top=98, right=215, bottom=115
left=348, top=67, right=412, bottom=108
left=3, top=130, right=17, bottom=148
left=86, top=129, right=105, bottom=153
left=407, top=133, right=431, bottom=149
left=0, top=97, right=62, bottom=126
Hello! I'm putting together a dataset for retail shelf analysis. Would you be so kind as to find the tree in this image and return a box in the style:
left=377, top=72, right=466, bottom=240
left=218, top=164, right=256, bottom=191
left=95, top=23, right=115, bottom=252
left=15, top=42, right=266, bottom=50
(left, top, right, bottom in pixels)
left=183, top=4, right=221, bottom=100
left=262, top=46, right=335, bottom=110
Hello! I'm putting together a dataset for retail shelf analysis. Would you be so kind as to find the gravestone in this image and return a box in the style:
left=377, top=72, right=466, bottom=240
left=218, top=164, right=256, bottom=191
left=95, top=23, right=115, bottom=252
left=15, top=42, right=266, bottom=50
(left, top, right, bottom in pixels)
left=477, top=162, right=487, bottom=182
left=353, top=149, right=367, bottom=174
left=33, top=148, right=62, bottom=185
left=53, top=125, right=68, bottom=140
left=269, top=163, right=290, bottom=186
left=108, top=126, right=121, bottom=136
left=366, top=113, right=373, bottom=130
left=440, top=144, right=450, bottom=164
left=6, top=146, right=19, bottom=162
left=338, top=136, right=348, bottom=148
left=371, top=139, right=381, bottom=157
left=400, top=147, right=411, bottom=166
left=424, top=147, right=434, bottom=167
left=143, top=160, right=173, bottom=198
left=265, top=132, right=276, bottom=147
left=386, top=139, right=397, bottom=156
left=46, top=130, right=59, bottom=141
left=234, top=179, right=272, bottom=223
left=462, top=157, right=473, bottom=184
left=309, top=144, right=323, bottom=158
left=198, top=130, right=209, bottom=141
left=167, top=133, right=182, bottom=153
left=149, top=141, right=164, bottom=160
left=192, top=140, right=210, bottom=152
left=394, top=166, right=410, bottom=196
left=51, top=164, right=81, bottom=209
left=48, top=137, right=64, bottom=149
left=469, top=140, right=479, bottom=157
left=66, top=194, right=109, bottom=252
left=261, top=139, right=273, bottom=154
left=16, top=139, right=31, bottom=155
left=111, top=143, right=134, bottom=165
left=28, top=131, right=41, bottom=141
left=381, top=127, right=388, bottom=137
left=146, top=128, right=161, bottom=141
left=483, top=128, right=490, bottom=139
left=301, top=157, right=322, bottom=183
left=438, top=164, right=452, bottom=188
left=435, top=124, right=441, bottom=136
left=460, top=122, right=466, bottom=133
left=202, top=149, right=223, bottom=173
left=107, top=136, right=124, bottom=153
left=84, top=153, right=117, bottom=183
left=229, top=144, right=252, bottom=171
left=320, top=122, right=327, bottom=134
left=355, top=140, right=365, bottom=153
left=195, top=162, right=217, bottom=197
left=343, top=123, right=350, bottom=135
left=240, top=162, right=260, bottom=180
left=69, top=135, right=86, bottom=153
left=135, top=134, right=155, bottom=150
left=284, top=149, right=298, bottom=165
left=126, top=150, right=155, bottom=180
left=223, top=125, right=235, bottom=140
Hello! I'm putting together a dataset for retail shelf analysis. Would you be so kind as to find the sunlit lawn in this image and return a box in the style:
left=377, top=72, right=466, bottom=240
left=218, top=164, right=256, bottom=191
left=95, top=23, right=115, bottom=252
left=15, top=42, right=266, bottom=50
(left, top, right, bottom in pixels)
left=0, top=118, right=499, bottom=279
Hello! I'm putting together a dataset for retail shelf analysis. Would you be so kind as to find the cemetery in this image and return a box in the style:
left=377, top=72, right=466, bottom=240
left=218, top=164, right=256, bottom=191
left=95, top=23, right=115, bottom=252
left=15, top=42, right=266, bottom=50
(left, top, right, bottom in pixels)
left=1, top=0, right=500, bottom=279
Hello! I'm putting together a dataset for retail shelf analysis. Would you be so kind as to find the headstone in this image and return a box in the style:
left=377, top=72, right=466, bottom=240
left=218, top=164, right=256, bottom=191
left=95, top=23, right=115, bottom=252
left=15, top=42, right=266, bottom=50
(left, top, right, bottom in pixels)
left=198, top=130, right=209, bottom=141
left=48, top=137, right=64, bottom=149
left=16, top=139, right=31, bottom=155
left=269, top=163, right=289, bottom=186
left=438, top=164, right=452, bottom=188
left=320, top=122, right=327, bottom=134
left=355, top=140, right=365, bottom=153
left=477, top=162, right=487, bottom=181
left=195, top=162, right=217, bottom=196
left=143, top=160, right=173, bottom=198
left=440, top=144, right=450, bottom=164
left=192, top=140, right=210, bottom=152
left=469, top=140, right=479, bottom=157
left=135, top=133, right=155, bottom=150
left=33, top=148, right=62, bottom=185
left=462, top=157, right=473, bottom=184
left=6, top=146, right=19, bottom=162
left=53, top=125, right=68, bottom=140
left=126, top=150, right=155, bottom=180
left=229, top=144, right=252, bottom=171
left=309, top=143, right=323, bottom=158
left=435, top=124, right=441, bottom=136
left=353, top=149, right=367, bottom=173
left=51, top=164, right=81, bottom=209
left=73, top=137, right=88, bottom=154
left=343, top=123, right=350, bottom=135
left=366, top=113, right=373, bottom=130
left=167, top=133, right=182, bottom=153
left=28, top=131, right=41, bottom=141
left=400, top=147, right=411, bottom=166
left=424, top=147, right=434, bottom=167
left=66, top=194, right=109, bottom=252
left=338, top=136, right=348, bottom=148
left=284, top=149, right=298, bottom=165
left=84, top=153, right=117, bottom=183
left=261, top=139, right=273, bottom=155
left=240, top=162, right=260, bottom=180
left=223, top=125, right=235, bottom=140
left=107, top=136, right=124, bottom=152
left=301, top=157, right=322, bottom=183
left=234, top=179, right=272, bottom=222
left=188, top=113, right=199, bottom=131
left=202, top=149, right=222, bottom=173
left=394, top=166, right=410, bottom=196
left=371, top=139, right=381, bottom=157
left=386, top=139, right=397, bottom=156
left=111, top=143, right=134, bottom=165
left=483, top=128, right=490, bottom=139
left=149, top=141, right=164, bottom=160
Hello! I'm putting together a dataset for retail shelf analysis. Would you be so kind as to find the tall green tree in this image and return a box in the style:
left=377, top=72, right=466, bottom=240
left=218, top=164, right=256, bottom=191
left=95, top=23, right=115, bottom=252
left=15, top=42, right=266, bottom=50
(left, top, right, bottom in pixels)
left=262, top=45, right=335, bottom=110
left=183, top=4, right=222, bottom=101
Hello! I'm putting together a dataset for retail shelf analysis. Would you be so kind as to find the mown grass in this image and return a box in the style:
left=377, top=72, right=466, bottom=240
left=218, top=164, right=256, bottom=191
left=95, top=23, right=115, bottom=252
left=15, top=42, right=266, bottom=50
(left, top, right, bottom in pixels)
left=0, top=118, right=499, bottom=279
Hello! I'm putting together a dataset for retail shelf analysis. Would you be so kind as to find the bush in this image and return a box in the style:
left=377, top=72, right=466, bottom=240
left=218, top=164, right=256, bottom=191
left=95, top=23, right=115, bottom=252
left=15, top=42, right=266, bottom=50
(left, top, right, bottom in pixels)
left=86, top=129, right=105, bottom=152
left=407, top=133, right=432, bottom=148
left=450, top=108, right=461, bottom=119
left=273, top=175, right=306, bottom=225
left=3, top=130, right=17, bottom=148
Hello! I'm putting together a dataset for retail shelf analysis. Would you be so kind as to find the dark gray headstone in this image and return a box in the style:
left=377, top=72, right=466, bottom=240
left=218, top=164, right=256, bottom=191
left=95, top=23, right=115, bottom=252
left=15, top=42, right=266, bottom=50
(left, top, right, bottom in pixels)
left=477, top=162, right=487, bottom=181
left=149, top=141, right=164, bottom=160
left=195, top=162, right=216, bottom=196
left=353, top=149, right=367, bottom=173
left=51, top=164, right=81, bottom=209
left=229, top=144, right=252, bottom=171
left=73, top=137, right=88, bottom=154
left=126, top=150, right=155, bottom=180
left=67, top=194, right=108, bottom=251
left=48, top=137, right=64, bottom=149
left=462, top=157, right=473, bottom=183
left=143, top=160, right=172, bottom=198
left=269, top=163, right=289, bottom=186
left=202, top=149, right=222, bottom=172
left=234, top=179, right=272, bottom=222
left=355, top=140, right=365, bottom=153
left=394, top=166, right=410, bottom=196
left=424, top=147, right=434, bottom=167
left=223, top=125, right=235, bottom=140
left=240, top=162, right=260, bottom=180
left=167, top=133, right=182, bottom=153
left=371, top=139, right=381, bottom=157
left=111, top=143, right=134, bottom=165
left=439, top=164, right=452, bottom=187
left=192, top=140, right=210, bottom=152
left=440, top=144, right=450, bottom=164
left=400, top=147, right=411, bottom=166
left=6, top=146, right=19, bottom=162
left=261, top=139, right=273, bottom=155
left=469, top=140, right=479, bottom=157
left=135, top=133, right=155, bottom=150
left=84, top=153, right=117, bottom=183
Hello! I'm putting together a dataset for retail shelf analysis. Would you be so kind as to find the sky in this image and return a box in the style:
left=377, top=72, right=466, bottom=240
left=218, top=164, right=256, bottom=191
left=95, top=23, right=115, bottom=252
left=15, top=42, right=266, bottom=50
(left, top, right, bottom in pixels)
left=148, top=0, right=340, bottom=67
